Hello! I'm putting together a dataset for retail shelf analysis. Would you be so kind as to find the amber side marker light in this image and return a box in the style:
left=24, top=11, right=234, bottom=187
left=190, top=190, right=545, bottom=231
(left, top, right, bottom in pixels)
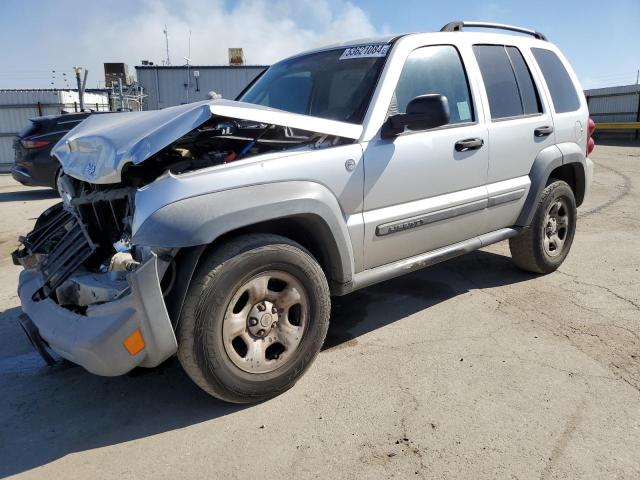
left=123, top=329, right=145, bottom=356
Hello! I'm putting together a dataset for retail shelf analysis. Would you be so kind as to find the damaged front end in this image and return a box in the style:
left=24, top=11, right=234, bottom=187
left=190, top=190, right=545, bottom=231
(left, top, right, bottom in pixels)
left=13, top=99, right=358, bottom=375
left=12, top=187, right=177, bottom=375
left=13, top=180, right=137, bottom=305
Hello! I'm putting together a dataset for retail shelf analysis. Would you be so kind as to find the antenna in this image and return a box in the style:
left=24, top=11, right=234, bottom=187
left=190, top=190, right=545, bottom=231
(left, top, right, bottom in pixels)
left=163, top=24, right=171, bottom=66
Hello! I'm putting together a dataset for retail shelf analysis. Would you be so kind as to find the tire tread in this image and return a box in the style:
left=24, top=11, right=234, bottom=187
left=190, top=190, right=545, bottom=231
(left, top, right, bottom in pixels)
left=509, top=180, right=576, bottom=274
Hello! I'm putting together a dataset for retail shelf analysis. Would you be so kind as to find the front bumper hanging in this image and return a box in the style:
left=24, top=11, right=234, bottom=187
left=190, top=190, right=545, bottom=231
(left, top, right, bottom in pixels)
left=17, top=255, right=178, bottom=376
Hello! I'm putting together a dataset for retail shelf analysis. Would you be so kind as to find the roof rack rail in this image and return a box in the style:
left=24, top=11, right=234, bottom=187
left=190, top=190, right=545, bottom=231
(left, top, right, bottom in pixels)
left=440, top=21, right=547, bottom=41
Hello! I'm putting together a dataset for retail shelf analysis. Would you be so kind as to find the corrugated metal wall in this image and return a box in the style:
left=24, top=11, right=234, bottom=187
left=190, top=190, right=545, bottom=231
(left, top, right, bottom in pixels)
left=0, top=90, right=110, bottom=171
left=585, top=84, right=640, bottom=122
left=135, top=65, right=267, bottom=110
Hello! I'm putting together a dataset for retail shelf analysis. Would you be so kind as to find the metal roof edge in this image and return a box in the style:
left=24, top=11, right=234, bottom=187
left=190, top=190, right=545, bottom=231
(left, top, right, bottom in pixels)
left=134, top=65, right=269, bottom=70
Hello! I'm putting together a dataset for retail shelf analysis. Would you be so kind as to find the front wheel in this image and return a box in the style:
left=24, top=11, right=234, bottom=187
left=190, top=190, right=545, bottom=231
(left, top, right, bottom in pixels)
left=53, top=168, right=64, bottom=196
left=177, top=234, right=330, bottom=403
left=509, top=180, right=577, bottom=274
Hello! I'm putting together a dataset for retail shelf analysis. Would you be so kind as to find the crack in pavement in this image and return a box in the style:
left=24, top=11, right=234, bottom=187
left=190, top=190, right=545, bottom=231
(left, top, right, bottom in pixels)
left=555, top=270, right=640, bottom=311
left=444, top=265, right=640, bottom=394
left=579, top=160, right=632, bottom=218
left=539, top=397, right=585, bottom=480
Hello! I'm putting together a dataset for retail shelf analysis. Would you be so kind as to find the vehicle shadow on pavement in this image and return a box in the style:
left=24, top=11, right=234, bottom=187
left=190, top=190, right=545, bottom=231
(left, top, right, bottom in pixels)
left=0, top=249, right=536, bottom=478
left=0, top=354, right=248, bottom=478
left=324, top=249, right=536, bottom=350
left=0, top=188, right=58, bottom=203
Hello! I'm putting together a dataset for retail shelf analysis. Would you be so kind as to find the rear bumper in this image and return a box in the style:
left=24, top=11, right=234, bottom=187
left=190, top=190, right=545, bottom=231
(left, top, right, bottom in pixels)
left=17, top=255, right=178, bottom=376
left=10, top=165, right=37, bottom=186
left=584, top=157, right=594, bottom=200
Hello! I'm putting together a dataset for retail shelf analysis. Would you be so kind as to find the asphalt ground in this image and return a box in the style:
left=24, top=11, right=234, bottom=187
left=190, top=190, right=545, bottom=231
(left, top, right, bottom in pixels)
left=0, top=144, right=638, bottom=479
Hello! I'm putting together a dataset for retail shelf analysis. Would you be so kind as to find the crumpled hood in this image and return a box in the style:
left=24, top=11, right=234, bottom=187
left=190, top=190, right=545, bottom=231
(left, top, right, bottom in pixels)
left=52, top=99, right=363, bottom=184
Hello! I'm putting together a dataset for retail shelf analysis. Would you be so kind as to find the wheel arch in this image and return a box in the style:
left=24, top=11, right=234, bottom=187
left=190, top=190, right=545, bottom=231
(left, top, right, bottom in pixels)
left=164, top=215, right=345, bottom=327
left=548, top=162, right=586, bottom=206
left=516, top=143, right=587, bottom=226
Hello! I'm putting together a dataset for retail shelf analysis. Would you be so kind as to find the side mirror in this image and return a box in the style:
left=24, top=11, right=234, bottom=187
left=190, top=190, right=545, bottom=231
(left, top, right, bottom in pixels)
left=381, top=94, right=450, bottom=139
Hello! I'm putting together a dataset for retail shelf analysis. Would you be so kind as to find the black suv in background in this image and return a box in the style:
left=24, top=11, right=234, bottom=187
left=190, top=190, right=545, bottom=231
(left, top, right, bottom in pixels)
left=11, top=112, right=94, bottom=192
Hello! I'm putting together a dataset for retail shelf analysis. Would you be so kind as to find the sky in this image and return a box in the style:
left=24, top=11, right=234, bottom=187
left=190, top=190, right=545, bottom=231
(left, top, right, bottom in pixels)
left=0, top=0, right=638, bottom=90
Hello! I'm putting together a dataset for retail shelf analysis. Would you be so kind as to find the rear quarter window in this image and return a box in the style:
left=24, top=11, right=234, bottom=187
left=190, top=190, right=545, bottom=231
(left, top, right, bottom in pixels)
left=531, top=48, right=580, bottom=113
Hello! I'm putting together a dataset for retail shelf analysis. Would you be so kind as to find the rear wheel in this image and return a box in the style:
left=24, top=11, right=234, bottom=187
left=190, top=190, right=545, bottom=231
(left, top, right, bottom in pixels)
left=509, top=180, right=577, bottom=273
left=177, top=234, right=330, bottom=403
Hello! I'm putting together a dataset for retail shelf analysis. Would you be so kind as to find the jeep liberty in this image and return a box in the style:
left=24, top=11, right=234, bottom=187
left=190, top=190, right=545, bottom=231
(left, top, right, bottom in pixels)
left=13, top=21, right=595, bottom=403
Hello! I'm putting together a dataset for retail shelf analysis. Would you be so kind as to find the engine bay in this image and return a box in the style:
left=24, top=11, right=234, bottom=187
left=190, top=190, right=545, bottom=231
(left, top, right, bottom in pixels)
left=117, top=116, right=351, bottom=186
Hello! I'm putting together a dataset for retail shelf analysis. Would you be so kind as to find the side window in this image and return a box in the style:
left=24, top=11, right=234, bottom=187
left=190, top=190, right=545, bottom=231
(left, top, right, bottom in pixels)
left=392, top=45, right=474, bottom=124
left=506, top=46, right=541, bottom=115
left=531, top=48, right=580, bottom=113
left=473, top=45, right=542, bottom=120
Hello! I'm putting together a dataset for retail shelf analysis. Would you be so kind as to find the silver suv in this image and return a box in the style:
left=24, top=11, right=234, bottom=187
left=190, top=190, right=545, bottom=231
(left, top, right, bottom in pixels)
left=13, top=21, right=595, bottom=403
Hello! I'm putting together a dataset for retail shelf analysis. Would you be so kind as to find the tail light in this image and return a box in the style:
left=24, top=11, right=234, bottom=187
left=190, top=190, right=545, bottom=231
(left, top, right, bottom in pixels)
left=586, top=117, right=595, bottom=156
left=20, top=139, right=51, bottom=149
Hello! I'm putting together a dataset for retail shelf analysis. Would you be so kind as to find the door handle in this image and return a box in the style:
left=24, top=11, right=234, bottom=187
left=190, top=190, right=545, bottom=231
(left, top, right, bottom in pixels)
left=455, top=138, right=484, bottom=152
left=534, top=125, right=554, bottom=137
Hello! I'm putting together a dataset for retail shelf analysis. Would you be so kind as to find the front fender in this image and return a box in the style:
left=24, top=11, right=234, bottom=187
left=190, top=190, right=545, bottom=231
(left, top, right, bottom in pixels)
left=132, top=180, right=355, bottom=284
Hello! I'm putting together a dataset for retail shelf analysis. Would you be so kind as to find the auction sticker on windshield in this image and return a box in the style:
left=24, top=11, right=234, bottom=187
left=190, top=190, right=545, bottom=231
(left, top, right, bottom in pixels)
left=340, top=44, right=390, bottom=60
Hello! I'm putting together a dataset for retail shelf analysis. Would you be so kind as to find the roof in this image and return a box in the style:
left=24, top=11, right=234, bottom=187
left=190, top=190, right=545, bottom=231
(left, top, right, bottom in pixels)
left=281, top=24, right=548, bottom=62
left=584, top=84, right=640, bottom=96
left=312, top=34, right=400, bottom=51
left=0, top=88, right=110, bottom=93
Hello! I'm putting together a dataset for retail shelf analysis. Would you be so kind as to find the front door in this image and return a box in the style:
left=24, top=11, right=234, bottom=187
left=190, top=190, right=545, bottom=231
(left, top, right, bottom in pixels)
left=362, top=44, right=489, bottom=269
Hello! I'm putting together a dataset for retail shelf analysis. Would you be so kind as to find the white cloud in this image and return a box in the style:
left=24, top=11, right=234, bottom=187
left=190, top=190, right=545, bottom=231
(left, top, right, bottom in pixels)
left=76, top=0, right=379, bottom=86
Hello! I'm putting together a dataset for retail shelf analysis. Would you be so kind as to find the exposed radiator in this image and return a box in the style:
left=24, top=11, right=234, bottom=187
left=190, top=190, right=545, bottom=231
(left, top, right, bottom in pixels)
left=13, top=204, right=96, bottom=302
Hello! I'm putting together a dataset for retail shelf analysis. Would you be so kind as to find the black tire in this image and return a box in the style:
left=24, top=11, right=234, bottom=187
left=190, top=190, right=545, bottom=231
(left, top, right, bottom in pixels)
left=509, top=180, right=577, bottom=274
left=177, top=234, right=331, bottom=403
left=53, top=168, right=63, bottom=196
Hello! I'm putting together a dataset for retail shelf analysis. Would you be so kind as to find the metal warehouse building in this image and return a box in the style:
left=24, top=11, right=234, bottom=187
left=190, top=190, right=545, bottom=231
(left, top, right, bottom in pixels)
left=585, top=84, right=640, bottom=123
left=135, top=65, right=268, bottom=110
left=584, top=84, right=640, bottom=140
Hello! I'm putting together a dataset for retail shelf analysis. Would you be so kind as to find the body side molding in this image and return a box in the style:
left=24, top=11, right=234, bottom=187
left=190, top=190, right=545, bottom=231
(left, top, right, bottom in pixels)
left=375, top=182, right=527, bottom=237
left=376, top=198, right=488, bottom=236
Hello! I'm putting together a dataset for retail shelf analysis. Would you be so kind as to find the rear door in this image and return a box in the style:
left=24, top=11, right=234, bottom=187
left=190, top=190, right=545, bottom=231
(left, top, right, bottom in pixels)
left=530, top=47, right=587, bottom=148
left=472, top=44, right=554, bottom=231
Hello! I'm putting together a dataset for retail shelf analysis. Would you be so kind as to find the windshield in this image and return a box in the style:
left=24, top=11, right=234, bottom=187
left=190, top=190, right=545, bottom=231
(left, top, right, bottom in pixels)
left=237, top=45, right=389, bottom=124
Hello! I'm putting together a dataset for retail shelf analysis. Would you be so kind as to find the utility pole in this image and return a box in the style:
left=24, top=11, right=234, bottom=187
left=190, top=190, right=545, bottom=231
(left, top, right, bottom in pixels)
left=186, top=29, right=192, bottom=103
left=118, top=78, right=124, bottom=111
left=184, top=56, right=191, bottom=103
left=163, top=25, right=171, bottom=66
left=73, top=66, right=88, bottom=111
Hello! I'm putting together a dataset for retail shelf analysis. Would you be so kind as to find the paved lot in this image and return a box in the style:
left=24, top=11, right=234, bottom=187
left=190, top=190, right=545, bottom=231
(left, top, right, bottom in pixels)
left=0, top=145, right=639, bottom=479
